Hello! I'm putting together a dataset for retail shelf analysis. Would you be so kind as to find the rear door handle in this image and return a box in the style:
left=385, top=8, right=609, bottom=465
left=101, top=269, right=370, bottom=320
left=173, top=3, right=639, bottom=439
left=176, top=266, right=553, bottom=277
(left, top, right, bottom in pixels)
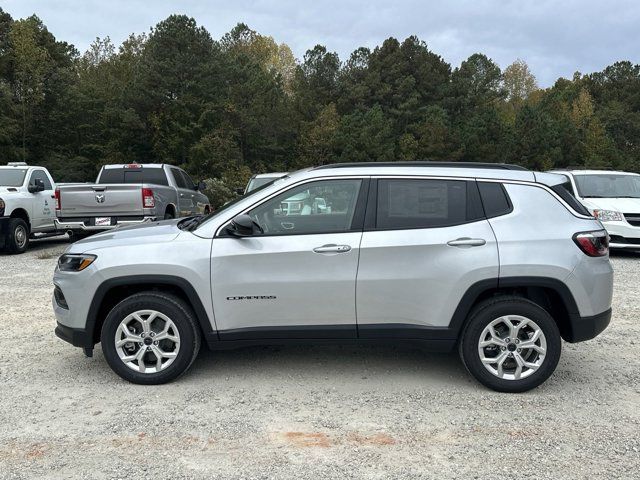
left=447, top=237, right=486, bottom=247
left=313, top=244, right=351, bottom=254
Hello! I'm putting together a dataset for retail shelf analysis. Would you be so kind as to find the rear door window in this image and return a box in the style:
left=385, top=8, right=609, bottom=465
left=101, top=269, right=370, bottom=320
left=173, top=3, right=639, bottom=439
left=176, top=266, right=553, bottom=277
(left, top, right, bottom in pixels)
left=375, top=179, right=471, bottom=229
left=171, top=168, right=188, bottom=188
left=179, top=170, right=195, bottom=189
left=142, top=168, right=169, bottom=186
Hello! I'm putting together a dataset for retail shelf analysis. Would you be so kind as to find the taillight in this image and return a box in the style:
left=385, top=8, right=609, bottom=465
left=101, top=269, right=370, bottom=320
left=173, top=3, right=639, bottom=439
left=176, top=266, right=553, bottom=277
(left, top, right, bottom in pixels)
left=142, top=188, right=155, bottom=208
left=54, top=188, right=61, bottom=210
left=573, top=230, right=609, bottom=257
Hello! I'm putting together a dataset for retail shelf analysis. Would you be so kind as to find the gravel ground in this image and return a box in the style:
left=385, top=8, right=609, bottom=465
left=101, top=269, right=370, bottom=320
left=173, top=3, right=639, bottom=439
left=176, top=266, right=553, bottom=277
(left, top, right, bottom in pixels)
left=0, top=238, right=639, bottom=479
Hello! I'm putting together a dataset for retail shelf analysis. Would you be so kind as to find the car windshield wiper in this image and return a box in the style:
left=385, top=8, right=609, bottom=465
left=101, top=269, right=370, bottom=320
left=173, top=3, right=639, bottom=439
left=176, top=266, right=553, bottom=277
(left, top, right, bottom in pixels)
left=178, top=216, right=201, bottom=231
left=180, top=215, right=208, bottom=232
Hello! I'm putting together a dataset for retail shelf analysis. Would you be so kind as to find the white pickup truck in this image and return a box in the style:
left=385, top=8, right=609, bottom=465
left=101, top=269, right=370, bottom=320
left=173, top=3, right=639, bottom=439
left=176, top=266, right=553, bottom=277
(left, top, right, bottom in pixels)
left=0, top=162, right=64, bottom=254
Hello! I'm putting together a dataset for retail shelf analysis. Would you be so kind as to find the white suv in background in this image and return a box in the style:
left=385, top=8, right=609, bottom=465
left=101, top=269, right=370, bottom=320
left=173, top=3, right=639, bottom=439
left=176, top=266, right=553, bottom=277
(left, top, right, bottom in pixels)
left=554, top=169, right=640, bottom=250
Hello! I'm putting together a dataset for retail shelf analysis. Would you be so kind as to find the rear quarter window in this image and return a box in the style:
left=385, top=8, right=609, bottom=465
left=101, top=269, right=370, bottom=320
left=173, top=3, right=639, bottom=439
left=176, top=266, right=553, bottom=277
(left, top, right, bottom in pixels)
left=477, top=182, right=513, bottom=218
left=550, top=182, right=591, bottom=216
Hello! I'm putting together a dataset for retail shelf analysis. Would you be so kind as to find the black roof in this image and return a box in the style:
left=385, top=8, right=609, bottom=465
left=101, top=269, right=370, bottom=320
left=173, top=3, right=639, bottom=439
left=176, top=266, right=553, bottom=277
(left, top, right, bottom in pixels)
left=314, top=161, right=528, bottom=171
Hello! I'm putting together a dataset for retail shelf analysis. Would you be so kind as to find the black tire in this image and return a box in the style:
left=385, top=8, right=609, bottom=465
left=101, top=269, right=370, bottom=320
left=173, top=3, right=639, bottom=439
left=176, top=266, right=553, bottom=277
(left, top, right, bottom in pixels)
left=459, top=296, right=561, bottom=393
left=5, top=218, right=29, bottom=254
left=101, top=292, right=201, bottom=385
left=164, top=209, right=175, bottom=220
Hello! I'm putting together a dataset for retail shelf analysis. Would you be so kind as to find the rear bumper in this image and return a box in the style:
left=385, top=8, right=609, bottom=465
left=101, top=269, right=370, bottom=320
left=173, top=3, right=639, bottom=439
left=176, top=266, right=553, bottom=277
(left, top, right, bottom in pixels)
left=55, top=216, right=156, bottom=232
left=565, top=308, right=612, bottom=343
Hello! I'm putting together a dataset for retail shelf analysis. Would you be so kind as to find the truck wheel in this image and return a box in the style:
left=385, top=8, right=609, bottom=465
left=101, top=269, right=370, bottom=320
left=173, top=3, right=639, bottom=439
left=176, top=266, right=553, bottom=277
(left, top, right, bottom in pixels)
left=164, top=209, right=175, bottom=220
left=101, top=292, right=201, bottom=385
left=459, top=296, right=561, bottom=393
left=5, top=218, right=29, bottom=254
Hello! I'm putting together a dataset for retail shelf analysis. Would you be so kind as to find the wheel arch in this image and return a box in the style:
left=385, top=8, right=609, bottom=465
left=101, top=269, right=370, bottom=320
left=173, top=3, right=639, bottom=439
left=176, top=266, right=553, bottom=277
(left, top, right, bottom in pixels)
left=451, top=277, right=579, bottom=342
left=165, top=203, right=177, bottom=217
left=9, top=207, right=30, bottom=229
left=87, top=275, right=216, bottom=346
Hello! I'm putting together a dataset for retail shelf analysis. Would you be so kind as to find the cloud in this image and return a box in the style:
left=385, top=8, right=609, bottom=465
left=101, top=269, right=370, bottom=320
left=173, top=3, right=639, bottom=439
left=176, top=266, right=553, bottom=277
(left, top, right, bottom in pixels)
left=3, top=0, right=639, bottom=86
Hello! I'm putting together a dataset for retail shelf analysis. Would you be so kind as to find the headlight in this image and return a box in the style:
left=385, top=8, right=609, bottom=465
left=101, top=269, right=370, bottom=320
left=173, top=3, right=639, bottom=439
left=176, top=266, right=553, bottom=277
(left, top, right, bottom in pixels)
left=593, top=209, right=624, bottom=222
left=57, top=254, right=97, bottom=272
left=0, top=197, right=5, bottom=216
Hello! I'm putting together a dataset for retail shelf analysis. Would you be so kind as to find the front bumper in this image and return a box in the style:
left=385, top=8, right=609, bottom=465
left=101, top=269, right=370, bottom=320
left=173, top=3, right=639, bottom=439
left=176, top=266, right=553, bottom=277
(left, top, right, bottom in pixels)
left=0, top=217, right=8, bottom=248
left=55, top=216, right=156, bottom=232
left=601, top=221, right=640, bottom=249
left=565, top=308, right=612, bottom=343
left=55, top=322, right=94, bottom=348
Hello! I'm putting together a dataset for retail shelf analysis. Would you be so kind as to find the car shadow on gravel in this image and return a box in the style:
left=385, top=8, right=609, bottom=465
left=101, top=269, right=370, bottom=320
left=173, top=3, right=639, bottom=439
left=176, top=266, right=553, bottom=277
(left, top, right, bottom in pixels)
left=185, top=345, right=470, bottom=388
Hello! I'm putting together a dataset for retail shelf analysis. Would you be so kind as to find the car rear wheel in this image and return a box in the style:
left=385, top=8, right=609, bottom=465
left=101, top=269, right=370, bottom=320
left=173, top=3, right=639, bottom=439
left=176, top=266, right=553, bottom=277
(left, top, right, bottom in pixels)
left=459, top=296, right=561, bottom=393
left=101, top=292, right=201, bottom=384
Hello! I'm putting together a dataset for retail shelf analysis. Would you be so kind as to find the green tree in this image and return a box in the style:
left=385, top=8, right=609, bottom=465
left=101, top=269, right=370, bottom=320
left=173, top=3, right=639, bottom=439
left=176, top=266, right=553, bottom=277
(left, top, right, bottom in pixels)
left=297, top=103, right=340, bottom=167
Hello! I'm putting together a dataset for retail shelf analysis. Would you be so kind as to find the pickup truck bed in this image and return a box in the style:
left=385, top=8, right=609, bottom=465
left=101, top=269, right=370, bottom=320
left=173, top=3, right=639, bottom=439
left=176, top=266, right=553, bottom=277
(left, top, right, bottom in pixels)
left=55, top=164, right=210, bottom=233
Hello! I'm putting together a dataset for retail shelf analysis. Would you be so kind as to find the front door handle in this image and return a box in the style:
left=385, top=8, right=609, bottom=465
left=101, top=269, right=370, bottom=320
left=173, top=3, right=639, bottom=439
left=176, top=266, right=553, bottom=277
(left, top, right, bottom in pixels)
left=447, top=237, right=486, bottom=247
left=313, top=244, right=351, bottom=254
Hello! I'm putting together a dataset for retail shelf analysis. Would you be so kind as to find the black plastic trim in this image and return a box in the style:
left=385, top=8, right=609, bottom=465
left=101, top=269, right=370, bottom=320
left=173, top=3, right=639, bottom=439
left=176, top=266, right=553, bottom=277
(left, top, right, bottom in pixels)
left=498, top=276, right=579, bottom=314
left=65, top=274, right=601, bottom=352
left=565, top=308, right=611, bottom=343
left=219, top=324, right=356, bottom=341
left=85, top=275, right=216, bottom=346
left=55, top=322, right=93, bottom=348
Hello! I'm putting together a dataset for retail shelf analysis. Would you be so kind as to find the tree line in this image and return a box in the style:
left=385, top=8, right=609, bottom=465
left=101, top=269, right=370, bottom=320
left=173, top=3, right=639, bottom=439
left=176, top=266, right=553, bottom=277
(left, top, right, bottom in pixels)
left=1, top=10, right=639, bottom=206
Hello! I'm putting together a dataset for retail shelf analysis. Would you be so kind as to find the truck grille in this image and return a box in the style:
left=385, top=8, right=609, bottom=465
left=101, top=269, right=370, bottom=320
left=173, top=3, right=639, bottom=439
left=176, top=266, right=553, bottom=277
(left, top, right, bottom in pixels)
left=623, top=214, right=640, bottom=227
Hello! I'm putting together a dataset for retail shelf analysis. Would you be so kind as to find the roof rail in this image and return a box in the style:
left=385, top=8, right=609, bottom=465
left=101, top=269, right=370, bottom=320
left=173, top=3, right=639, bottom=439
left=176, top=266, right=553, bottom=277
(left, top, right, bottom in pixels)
left=553, top=166, right=616, bottom=171
left=313, top=161, right=528, bottom=171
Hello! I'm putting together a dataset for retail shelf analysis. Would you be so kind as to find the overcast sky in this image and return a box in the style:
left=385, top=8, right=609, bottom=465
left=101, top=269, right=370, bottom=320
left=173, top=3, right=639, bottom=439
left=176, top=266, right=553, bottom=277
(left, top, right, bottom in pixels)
left=3, top=0, right=639, bottom=87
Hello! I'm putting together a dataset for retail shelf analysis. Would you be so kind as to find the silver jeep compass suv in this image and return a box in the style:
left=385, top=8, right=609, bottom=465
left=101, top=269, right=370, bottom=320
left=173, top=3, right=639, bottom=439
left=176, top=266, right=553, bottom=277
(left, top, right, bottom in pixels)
left=53, top=162, right=613, bottom=392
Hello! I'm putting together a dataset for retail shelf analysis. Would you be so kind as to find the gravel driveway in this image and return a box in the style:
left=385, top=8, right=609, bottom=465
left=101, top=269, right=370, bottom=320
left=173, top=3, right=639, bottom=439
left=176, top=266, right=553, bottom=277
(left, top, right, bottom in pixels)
left=1, top=238, right=639, bottom=479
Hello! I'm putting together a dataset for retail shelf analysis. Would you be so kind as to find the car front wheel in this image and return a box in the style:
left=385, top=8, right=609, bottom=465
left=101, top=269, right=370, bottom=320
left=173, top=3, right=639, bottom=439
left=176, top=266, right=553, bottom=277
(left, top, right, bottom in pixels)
left=101, top=292, right=201, bottom=384
left=459, top=296, right=561, bottom=393
left=5, top=218, right=29, bottom=254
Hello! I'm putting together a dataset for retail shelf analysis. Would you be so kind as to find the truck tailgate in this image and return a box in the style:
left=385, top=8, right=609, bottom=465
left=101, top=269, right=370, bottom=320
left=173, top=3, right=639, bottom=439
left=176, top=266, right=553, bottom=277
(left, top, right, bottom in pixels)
left=58, top=184, right=144, bottom=216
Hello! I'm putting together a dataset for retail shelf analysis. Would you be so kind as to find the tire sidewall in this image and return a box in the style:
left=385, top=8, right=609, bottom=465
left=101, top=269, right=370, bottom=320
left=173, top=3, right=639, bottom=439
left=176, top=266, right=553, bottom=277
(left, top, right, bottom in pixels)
left=461, top=298, right=562, bottom=393
left=101, top=293, right=199, bottom=385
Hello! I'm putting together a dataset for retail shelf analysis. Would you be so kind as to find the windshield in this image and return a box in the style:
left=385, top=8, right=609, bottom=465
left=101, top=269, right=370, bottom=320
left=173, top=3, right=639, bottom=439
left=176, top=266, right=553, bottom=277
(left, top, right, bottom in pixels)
left=183, top=175, right=289, bottom=231
left=574, top=174, right=640, bottom=198
left=0, top=169, right=27, bottom=187
left=246, top=176, right=282, bottom=193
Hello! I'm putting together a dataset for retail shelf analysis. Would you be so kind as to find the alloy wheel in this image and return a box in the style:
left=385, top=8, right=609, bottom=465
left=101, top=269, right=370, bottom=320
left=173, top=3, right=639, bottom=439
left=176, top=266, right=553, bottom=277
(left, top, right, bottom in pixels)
left=477, top=315, right=547, bottom=380
left=115, top=310, right=181, bottom=374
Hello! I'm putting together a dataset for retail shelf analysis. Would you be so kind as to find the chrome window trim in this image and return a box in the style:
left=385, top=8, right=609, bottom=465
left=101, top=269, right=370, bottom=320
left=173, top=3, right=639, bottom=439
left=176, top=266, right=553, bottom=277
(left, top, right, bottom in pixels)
left=213, top=172, right=593, bottom=237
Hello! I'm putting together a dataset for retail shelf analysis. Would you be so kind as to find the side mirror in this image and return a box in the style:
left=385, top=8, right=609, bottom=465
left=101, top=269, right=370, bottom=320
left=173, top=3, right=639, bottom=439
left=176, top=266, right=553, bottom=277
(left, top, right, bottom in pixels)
left=196, top=180, right=206, bottom=192
left=226, top=214, right=263, bottom=237
left=235, top=187, right=245, bottom=195
left=28, top=179, right=45, bottom=193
